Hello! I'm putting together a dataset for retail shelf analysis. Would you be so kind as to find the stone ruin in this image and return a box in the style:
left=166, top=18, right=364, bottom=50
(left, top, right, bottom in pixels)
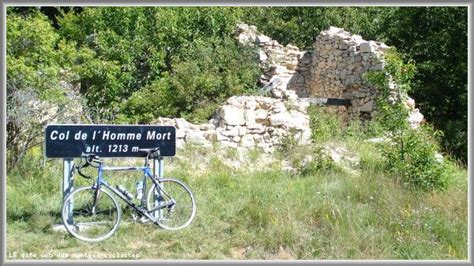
left=151, top=24, right=425, bottom=152
left=236, top=23, right=423, bottom=124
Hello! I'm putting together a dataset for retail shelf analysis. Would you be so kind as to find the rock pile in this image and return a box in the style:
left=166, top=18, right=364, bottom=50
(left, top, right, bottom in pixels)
left=212, top=96, right=311, bottom=152
left=153, top=96, right=311, bottom=152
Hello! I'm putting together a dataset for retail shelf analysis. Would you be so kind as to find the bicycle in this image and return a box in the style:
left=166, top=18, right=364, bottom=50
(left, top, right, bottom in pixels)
left=61, top=147, right=196, bottom=242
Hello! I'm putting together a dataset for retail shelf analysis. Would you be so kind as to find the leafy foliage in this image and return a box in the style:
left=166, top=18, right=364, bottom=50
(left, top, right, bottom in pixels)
left=118, top=37, right=259, bottom=123
left=240, top=7, right=385, bottom=50
left=307, top=106, right=343, bottom=143
left=383, top=126, right=452, bottom=191
left=6, top=10, right=83, bottom=167
left=365, top=49, right=416, bottom=132
left=366, top=50, right=454, bottom=191
left=57, top=7, right=259, bottom=123
left=379, top=7, right=468, bottom=162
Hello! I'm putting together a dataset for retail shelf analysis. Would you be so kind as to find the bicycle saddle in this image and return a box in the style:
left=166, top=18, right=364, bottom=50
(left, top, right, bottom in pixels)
left=138, top=147, right=161, bottom=158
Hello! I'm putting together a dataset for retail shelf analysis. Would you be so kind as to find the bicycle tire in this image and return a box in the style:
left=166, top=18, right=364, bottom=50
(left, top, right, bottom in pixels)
left=61, top=186, right=121, bottom=242
left=146, top=178, right=196, bottom=230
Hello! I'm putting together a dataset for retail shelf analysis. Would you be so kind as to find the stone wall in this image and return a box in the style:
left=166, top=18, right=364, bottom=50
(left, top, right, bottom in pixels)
left=236, top=23, right=312, bottom=98
left=309, top=26, right=389, bottom=119
left=236, top=23, right=424, bottom=125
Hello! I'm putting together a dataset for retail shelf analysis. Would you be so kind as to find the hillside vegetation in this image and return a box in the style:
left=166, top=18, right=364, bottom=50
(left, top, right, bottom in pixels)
left=7, top=120, right=467, bottom=259
left=7, top=6, right=468, bottom=163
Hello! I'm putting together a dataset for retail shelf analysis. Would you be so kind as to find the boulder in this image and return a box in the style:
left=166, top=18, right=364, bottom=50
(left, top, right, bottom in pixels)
left=244, top=110, right=257, bottom=127
left=254, top=109, right=268, bottom=122
left=218, top=105, right=245, bottom=126
left=288, top=110, right=310, bottom=130
left=258, top=49, right=268, bottom=61
left=359, top=100, right=374, bottom=112
left=176, top=129, right=186, bottom=139
left=256, top=35, right=271, bottom=44
left=224, top=126, right=240, bottom=137
left=408, top=109, right=424, bottom=129
left=186, top=131, right=210, bottom=146
left=269, top=112, right=292, bottom=126
left=238, top=126, right=247, bottom=136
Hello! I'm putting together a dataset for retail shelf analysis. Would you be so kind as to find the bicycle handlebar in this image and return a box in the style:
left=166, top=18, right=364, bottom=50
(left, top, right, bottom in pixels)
left=82, top=153, right=101, bottom=164
left=75, top=148, right=161, bottom=179
left=76, top=153, right=101, bottom=179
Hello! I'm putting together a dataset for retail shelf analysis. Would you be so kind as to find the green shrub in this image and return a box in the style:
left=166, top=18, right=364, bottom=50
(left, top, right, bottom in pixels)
left=382, top=126, right=452, bottom=191
left=107, top=37, right=260, bottom=124
left=307, top=106, right=343, bottom=143
left=57, top=7, right=260, bottom=123
left=366, top=49, right=453, bottom=191
left=277, top=128, right=300, bottom=156
left=300, top=146, right=340, bottom=176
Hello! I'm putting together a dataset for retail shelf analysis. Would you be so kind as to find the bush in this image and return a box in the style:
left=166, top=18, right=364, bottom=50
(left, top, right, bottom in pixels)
left=366, top=49, right=453, bottom=191
left=57, top=7, right=260, bottom=123
left=6, top=10, right=84, bottom=168
left=382, top=126, right=452, bottom=191
left=299, top=146, right=340, bottom=176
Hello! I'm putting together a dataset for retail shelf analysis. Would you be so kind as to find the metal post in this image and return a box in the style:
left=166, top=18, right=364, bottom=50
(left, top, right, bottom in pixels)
left=153, top=157, right=164, bottom=219
left=63, top=158, right=74, bottom=224
left=159, top=157, right=164, bottom=179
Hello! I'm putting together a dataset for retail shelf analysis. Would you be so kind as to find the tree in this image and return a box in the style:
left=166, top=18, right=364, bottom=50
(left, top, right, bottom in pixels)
left=378, top=7, right=468, bottom=162
left=7, top=10, right=83, bottom=168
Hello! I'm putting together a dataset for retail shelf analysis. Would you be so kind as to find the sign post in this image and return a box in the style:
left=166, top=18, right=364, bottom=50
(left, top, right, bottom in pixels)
left=45, top=125, right=176, bottom=158
left=45, top=124, right=176, bottom=225
left=63, top=158, right=74, bottom=224
left=153, top=157, right=164, bottom=219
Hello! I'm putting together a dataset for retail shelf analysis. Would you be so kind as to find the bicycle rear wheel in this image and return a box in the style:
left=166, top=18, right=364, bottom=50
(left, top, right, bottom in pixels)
left=146, top=178, right=196, bottom=230
left=62, top=186, right=121, bottom=242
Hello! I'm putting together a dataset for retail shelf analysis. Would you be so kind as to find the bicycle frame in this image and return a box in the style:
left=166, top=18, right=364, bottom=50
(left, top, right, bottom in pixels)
left=90, top=161, right=171, bottom=223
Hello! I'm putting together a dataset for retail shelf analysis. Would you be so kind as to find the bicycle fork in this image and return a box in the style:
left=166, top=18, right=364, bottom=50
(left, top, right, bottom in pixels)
left=91, top=186, right=101, bottom=215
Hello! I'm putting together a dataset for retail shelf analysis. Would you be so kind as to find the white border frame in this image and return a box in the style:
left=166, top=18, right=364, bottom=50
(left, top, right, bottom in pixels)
left=1, top=1, right=471, bottom=265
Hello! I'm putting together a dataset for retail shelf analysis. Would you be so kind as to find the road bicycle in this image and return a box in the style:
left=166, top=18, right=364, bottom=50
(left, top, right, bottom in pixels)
left=61, top=148, right=196, bottom=242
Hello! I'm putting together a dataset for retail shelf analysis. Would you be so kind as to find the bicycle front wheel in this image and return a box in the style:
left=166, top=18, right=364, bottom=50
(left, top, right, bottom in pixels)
left=62, top=186, right=121, bottom=242
left=146, top=178, right=196, bottom=230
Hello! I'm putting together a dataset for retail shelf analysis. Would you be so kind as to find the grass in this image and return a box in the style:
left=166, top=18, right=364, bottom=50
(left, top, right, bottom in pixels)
left=6, top=139, right=468, bottom=260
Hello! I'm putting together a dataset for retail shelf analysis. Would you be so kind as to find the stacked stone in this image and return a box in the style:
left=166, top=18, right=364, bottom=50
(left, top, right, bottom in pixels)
left=211, top=96, right=311, bottom=152
left=152, top=95, right=311, bottom=152
left=287, top=51, right=312, bottom=97
left=236, top=23, right=311, bottom=97
left=309, top=26, right=390, bottom=119
left=235, top=24, right=424, bottom=127
left=152, top=117, right=216, bottom=148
